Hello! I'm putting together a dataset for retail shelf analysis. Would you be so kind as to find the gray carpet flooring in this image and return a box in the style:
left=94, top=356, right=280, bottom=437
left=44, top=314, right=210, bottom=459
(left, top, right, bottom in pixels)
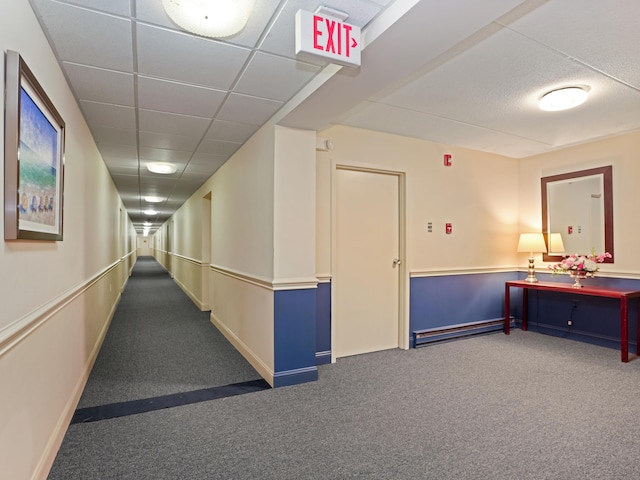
left=75, top=256, right=261, bottom=408
left=49, top=319, right=640, bottom=479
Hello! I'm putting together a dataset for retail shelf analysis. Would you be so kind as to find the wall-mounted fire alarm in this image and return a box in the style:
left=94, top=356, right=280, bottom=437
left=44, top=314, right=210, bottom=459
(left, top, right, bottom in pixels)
left=444, top=154, right=452, bottom=166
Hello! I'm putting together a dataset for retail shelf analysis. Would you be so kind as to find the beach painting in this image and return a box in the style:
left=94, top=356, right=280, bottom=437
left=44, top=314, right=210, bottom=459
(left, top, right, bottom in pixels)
left=5, top=50, right=64, bottom=240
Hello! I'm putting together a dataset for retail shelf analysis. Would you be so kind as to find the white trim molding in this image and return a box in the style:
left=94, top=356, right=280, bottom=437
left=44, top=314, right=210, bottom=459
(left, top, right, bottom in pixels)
left=210, top=264, right=273, bottom=290
left=272, top=277, right=318, bottom=290
left=0, top=258, right=123, bottom=357
left=210, top=264, right=318, bottom=291
left=170, top=253, right=204, bottom=266
left=316, top=274, right=332, bottom=283
left=411, top=267, right=518, bottom=278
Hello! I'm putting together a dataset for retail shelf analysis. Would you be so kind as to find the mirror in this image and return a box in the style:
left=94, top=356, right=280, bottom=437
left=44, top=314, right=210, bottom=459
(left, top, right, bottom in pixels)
left=541, top=165, right=613, bottom=263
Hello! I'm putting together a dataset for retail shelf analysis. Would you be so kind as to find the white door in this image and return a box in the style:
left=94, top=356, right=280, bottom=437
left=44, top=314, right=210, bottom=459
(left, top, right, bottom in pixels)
left=334, top=167, right=400, bottom=358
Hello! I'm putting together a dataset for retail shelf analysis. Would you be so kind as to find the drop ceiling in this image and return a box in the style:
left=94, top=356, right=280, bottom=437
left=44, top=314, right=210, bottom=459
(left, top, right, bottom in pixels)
left=28, top=0, right=640, bottom=233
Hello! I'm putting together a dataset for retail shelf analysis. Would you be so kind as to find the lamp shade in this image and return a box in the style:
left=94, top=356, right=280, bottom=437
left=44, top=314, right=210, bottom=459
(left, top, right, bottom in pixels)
left=517, top=233, right=547, bottom=254
left=548, top=233, right=565, bottom=254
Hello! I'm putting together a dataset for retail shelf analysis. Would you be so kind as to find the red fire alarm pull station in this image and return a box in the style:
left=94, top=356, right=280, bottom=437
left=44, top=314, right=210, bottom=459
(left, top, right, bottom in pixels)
left=445, top=223, right=452, bottom=234
left=568, top=226, right=573, bottom=234
left=444, top=154, right=452, bottom=166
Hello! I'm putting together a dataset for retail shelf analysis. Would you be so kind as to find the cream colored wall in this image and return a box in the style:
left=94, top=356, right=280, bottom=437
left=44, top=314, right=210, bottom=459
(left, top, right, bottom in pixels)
left=317, top=125, right=520, bottom=276
left=518, top=131, right=640, bottom=275
left=273, top=126, right=316, bottom=284
left=211, top=123, right=275, bottom=279
left=137, top=235, right=152, bottom=256
left=0, top=1, right=135, bottom=478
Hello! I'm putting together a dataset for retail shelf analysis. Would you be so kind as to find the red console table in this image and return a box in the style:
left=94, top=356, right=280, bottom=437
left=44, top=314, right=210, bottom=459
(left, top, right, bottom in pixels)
left=504, top=280, right=640, bottom=362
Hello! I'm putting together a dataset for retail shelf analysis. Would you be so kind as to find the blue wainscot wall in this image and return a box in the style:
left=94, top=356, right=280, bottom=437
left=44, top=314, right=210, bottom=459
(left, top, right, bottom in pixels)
left=410, top=271, right=518, bottom=347
left=273, top=288, right=318, bottom=387
left=315, top=281, right=332, bottom=365
left=312, top=271, right=638, bottom=368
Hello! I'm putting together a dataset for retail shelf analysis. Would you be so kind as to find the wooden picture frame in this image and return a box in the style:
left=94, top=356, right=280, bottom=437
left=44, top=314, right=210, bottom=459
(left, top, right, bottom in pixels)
left=4, top=50, right=65, bottom=241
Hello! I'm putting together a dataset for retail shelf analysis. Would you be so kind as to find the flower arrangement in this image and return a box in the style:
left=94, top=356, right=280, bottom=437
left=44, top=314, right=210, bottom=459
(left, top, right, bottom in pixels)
left=549, top=251, right=612, bottom=277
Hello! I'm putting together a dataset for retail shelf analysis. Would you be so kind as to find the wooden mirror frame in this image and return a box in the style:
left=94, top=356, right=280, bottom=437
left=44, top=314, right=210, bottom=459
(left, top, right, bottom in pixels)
left=541, top=165, right=613, bottom=263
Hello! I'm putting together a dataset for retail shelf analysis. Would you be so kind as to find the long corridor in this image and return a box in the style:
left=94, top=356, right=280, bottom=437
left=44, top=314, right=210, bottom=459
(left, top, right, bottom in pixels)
left=48, top=256, right=268, bottom=475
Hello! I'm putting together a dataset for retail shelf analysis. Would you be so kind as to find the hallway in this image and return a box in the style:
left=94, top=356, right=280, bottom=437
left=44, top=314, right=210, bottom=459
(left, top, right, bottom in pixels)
left=50, top=257, right=268, bottom=462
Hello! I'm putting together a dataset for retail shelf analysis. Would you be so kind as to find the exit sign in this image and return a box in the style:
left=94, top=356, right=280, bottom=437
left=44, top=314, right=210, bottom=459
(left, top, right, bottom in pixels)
left=295, top=9, right=361, bottom=68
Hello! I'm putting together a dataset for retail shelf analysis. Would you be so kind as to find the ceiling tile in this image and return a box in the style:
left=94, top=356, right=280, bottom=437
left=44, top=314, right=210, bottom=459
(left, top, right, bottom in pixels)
left=48, top=0, right=131, bottom=16
left=234, top=52, right=322, bottom=101
left=137, top=76, right=227, bottom=117
left=216, top=93, right=283, bottom=125
left=31, top=0, right=133, bottom=71
left=374, top=27, right=640, bottom=149
left=189, top=153, right=229, bottom=172
left=79, top=100, right=136, bottom=129
left=195, top=139, right=241, bottom=157
left=138, top=147, right=192, bottom=164
left=138, top=109, right=211, bottom=138
left=105, top=164, right=139, bottom=176
left=140, top=175, right=181, bottom=189
left=138, top=131, right=201, bottom=151
left=111, top=174, right=140, bottom=190
left=205, top=120, right=260, bottom=143
left=136, top=24, right=252, bottom=89
left=91, top=126, right=137, bottom=146
left=506, top=0, right=640, bottom=90
left=97, top=143, right=138, bottom=160
left=63, top=62, right=134, bottom=105
left=341, top=101, right=554, bottom=158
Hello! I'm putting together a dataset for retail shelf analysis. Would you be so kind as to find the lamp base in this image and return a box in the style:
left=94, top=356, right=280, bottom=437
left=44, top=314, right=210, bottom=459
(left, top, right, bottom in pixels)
left=524, top=256, right=538, bottom=283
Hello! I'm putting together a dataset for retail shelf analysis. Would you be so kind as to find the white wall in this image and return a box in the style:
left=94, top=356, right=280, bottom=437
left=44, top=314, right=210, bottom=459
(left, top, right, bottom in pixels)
left=0, top=1, right=135, bottom=478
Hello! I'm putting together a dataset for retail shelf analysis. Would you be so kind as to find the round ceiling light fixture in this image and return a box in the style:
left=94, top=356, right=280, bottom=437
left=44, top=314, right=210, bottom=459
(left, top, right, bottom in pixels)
left=162, top=0, right=255, bottom=38
left=146, top=162, right=177, bottom=175
left=539, top=86, right=589, bottom=111
left=144, top=196, right=164, bottom=203
left=143, top=209, right=158, bottom=216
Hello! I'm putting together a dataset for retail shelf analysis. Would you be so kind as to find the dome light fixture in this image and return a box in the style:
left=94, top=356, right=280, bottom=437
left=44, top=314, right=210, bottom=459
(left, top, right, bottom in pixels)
left=147, top=162, right=177, bottom=175
left=539, top=86, right=589, bottom=112
left=144, top=196, right=164, bottom=203
left=162, top=0, right=255, bottom=38
left=143, top=209, right=158, bottom=216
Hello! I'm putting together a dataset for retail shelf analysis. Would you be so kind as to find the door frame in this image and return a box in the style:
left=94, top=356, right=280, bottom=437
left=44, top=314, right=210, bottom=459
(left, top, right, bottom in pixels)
left=331, top=162, right=408, bottom=363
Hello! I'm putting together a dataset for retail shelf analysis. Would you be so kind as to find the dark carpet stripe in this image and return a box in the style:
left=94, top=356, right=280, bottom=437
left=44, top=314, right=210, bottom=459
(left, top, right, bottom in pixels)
left=71, top=379, right=271, bottom=424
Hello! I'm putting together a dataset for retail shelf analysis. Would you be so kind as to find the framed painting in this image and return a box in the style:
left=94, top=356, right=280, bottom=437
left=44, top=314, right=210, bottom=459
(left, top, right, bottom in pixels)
left=4, top=50, right=65, bottom=241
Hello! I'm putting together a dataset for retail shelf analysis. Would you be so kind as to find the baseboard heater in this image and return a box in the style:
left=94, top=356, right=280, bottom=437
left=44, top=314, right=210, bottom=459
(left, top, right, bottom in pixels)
left=412, top=318, right=514, bottom=348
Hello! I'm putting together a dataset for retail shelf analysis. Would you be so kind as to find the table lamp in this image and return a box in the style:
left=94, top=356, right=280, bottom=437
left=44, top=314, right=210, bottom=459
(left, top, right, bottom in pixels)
left=517, top=233, right=547, bottom=283
left=548, top=232, right=565, bottom=255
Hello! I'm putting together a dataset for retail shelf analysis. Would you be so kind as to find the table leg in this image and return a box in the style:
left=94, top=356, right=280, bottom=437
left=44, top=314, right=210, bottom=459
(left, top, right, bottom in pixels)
left=522, top=289, right=528, bottom=331
left=504, top=284, right=510, bottom=335
left=621, top=298, right=629, bottom=363
left=637, top=299, right=640, bottom=357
